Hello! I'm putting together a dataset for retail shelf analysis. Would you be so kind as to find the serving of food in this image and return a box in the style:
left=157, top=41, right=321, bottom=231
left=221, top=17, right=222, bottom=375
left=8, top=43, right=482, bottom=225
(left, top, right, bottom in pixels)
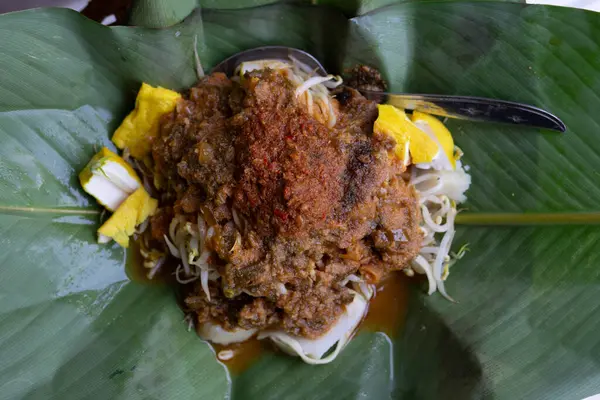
left=79, top=56, right=471, bottom=364
left=5, top=0, right=600, bottom=396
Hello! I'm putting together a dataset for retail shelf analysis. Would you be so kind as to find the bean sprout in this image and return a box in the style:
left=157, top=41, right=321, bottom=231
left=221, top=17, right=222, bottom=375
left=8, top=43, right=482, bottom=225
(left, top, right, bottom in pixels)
left=163, top=234, right=180, bottom=258
left=146, top=257, right=166, bottom=280
left=194, top=35, right=204, bottom=79
left=200, top=269, right=210, bottom=301
left=218, top=350, right=235, bottom=361
left=409, top=163, right=470, bottom=300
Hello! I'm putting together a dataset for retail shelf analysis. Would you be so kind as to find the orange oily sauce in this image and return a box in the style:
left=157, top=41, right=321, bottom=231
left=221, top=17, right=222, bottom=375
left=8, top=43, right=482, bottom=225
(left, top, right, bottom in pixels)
left=126, top=238, right=178, bottom=284
left=362, top=272, right=411, bottom=337
left=125, top=239, right=150, bottom=283
left=211, top=337, right=267, bottom=375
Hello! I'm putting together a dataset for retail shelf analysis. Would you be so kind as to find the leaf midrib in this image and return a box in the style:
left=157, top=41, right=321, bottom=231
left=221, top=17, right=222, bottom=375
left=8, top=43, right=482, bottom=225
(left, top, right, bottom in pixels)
left=0, top=205, right=99, bottom=215
left=457, top=212, right=600, bottom=225
left=1, top=205, right=597, bottom=225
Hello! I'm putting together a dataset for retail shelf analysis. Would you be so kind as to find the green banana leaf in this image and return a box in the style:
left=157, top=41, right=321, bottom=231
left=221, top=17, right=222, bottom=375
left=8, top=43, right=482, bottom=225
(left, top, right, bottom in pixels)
left=129, top=0, right=526, bottom=24
left=1, top=2, right=600, bottom=399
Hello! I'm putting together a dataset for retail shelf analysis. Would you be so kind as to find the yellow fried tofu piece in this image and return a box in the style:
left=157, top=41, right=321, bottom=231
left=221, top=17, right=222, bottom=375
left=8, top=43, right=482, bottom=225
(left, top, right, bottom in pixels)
left=410, top=111, right=456, bottom=170
left=97, top=187, right=158, bottom=248
left=112, top=83, right=181, bottom=159
left=374, top=104, right=440, bottom=165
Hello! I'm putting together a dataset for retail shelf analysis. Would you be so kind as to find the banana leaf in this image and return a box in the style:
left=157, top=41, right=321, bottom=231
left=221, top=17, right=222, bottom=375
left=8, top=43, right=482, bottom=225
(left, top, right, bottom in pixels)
left=1, top=2, right=599, bottom=399
left=129, top=0, right=526, bottom=25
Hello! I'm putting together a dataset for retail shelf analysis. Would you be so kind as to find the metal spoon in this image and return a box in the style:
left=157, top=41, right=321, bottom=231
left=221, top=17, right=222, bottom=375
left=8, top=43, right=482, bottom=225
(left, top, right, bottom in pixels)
left=212, top=46, right=566, bottom=132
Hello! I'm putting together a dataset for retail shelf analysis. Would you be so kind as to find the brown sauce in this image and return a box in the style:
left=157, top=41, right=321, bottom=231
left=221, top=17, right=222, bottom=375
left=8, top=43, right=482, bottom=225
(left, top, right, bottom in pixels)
left=125, top=239, right=150, bottom=283
left=126, top=238, right=176, bottom=285
left=211, top=337, right=267, bottom=375
left=361, top=272, right=411, bottom=337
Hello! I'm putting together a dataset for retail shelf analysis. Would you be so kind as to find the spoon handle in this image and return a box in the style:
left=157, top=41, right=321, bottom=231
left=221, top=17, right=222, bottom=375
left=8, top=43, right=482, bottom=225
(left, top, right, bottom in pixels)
left=360, top=91, right=566, bottom=132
